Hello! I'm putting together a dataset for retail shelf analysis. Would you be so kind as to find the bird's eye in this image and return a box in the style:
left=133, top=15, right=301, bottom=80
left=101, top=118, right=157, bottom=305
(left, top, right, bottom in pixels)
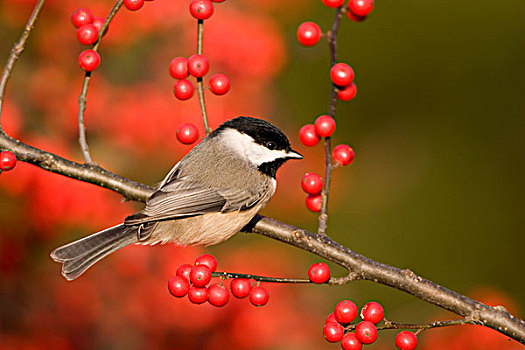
left=265, top=141, right=276, bottom=150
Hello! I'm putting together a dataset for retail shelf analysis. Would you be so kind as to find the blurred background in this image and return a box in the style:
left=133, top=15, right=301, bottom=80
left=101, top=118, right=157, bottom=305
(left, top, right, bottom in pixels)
left=0, top=0, right=524, bottom=349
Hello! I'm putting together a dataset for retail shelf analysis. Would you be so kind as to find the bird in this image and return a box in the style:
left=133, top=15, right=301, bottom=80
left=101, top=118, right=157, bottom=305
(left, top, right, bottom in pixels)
left=51, top=116, right=303, bottom=280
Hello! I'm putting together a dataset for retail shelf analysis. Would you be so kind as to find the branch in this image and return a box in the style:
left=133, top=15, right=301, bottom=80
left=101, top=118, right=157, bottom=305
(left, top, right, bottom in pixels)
left=1, top=133, right=523, bottom=344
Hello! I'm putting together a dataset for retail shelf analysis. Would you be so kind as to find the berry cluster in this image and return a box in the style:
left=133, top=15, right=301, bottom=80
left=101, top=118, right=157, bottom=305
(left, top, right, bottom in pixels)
left=299, top=114, right=355, bottom=212
left=168, top=254, right=270, bottom=307
left=323, top=300, right=418, bottom=349
left=71, top=8, right=103, bottom=72
left=0, top=151, right=17, bottom=174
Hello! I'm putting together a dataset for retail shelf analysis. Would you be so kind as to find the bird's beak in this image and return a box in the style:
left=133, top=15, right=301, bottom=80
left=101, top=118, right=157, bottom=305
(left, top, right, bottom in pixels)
left=286, top=149, right=303, bottom=159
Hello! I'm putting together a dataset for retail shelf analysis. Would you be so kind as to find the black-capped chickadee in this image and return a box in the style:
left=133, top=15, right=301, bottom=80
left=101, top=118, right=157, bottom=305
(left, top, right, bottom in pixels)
left=51, top=116, right=303, bottom=280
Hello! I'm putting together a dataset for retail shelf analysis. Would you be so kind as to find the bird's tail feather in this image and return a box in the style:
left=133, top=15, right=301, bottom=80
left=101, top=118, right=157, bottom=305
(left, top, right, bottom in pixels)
left=50, top=224, right=137, bottom=281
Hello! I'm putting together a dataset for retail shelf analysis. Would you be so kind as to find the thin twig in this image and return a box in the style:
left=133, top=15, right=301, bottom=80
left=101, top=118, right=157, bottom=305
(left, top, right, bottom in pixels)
left=212, top=271, right=310, bottom=283
left=196, top=19, right=210, bottom=135
left=0, top=0, right=46, bottom=127
left=76, top=0, right=123, bottom=164
left=318, top=7, right=344, bottom=235
left=343, top=319, right=479, bottom=333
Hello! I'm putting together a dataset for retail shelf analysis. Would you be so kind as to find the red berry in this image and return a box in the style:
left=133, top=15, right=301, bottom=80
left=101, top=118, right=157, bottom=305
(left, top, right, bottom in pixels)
left=77, top=24, right=99, bottom=45
left=168, top=275, right=190, bottom=297
left=305, top=194, right=322, bottom=212
left=334, top=300, right=358, bottom=324
left=123, top=0, right=144, bottom=11
left=71, top=8, right=94, bottom=28
left=188, top=54, right=209, bottom=78
left=78, top=49, right=100, bottom=72
left=348, top=0, right=374, bottom=17
left=190, top=265, right=212, bottom=287
left=249, top=286, right=269, bottom=306
left=337, top=83, right=357, bottom=101
left=299, top=124, right=320, bottom=147
left=188, top=285, right=208, bottom=304
left=346, top=10, right=366, bottom=22
left=330, top=63, right=355, bottom=87
left=341, top=333, right=363, bottom=350
left=176, top=264, right=193, bottom=280
left=176, top=123, right=199, bottom=144
left=0, top=151, right=17, bottom=171
left=395, top=331, right=418, bottom=350
left=189, top=0, right=214, bottom=20
left=355, top=321, right=378, bottom=344
left=301, top=172, right=323, bottom=194
left=297, top=22, right=321, bottom=47
left=230, top=278, right=252, bottom=298
left=208, top=284, right=230, bottom=306
left=308, top=262, right=331, bottom=283
left=173, top=79, right=194, bottom=100
left=360, top=302, right=384, bottom=324
left=195, top=254, right=217, bottom=272
left=325, top=313, right=338, bottom=324
left=323, top=322, right=344, bottom=343
left=314, top=115, right=336, bottom=137
left=322, top=0, right=344, bottom=7
left=332, top=144, right=355, bottom=166
left=169, top=57, right=189, bottom=79
left=91, top=16, right=108, bottom=36
left=209, top=73, right=230, bottom=95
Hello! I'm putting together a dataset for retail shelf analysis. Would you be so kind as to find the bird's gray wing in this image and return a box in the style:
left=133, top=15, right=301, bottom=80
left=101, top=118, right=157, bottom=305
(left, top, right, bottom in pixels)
left=124, top=176, right=267, bottom=226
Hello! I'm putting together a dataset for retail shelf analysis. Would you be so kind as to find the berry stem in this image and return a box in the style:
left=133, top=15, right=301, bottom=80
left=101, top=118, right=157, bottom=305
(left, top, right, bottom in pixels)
left=77, top=0, right=124, bottom=164
left=345, top=318, right=479, bottom=332
left=196, top=19, right=211, bottom=135
left=212, top=271, right=310, bottom=284
left=318, top=7, right=344, bottom=235
left=0, top=0, right=46, bottom=127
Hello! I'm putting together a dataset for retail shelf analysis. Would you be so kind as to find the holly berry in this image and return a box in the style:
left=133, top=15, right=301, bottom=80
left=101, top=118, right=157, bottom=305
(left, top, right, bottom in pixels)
left=168, top=275, right=190, bottom=297
left=249, top=286, right=269, bottom=306
left=209, top=73, right=230, bottom=95
left=325, top=313, right=338, bottom=324
left=308, top=262, right=331, bottom=283
left=348, top=0, right=374, bottom=17
left=176, top=123, right=199, bottom=144
left=323, top=322, right=344, bottom=343
left=190, top=265, right=212, bottom=287
left=395, top=331, right=418, bottom=350
left=299, top=124, right=320, bottom=147
left=188, top=54, right=209, bottom=78
left=189, top=0, right=214, bottom=20
left=360, top=302, right=384, bottom=324
left=78, top=49, right=100, bottom=72
left=297, top=22, right=321, bottom=47
left=176, top=263, right=193, bottom=281
left=322, top=0, right=344, bottom=7
left=208, top=284, right=230, bottom=307
left=314, top=115, right=336, bottom=137
left=341, top=333, right=362, bottom=350
left=305, top=194, right=322, bottom=212
left=230, top=278, right=252, bottom=298
left=173, top=79, right=194, bottom=100
left=346, top=10, right=366, bottom=22
left=334, top=300, right=358, bottom=324
left=169, top=57, right=189, bottom=79
left=71, top=8, right=94, bottom=28
left=195, top=254, right=217, bottom=272
left=355, top=321, right=378, bottom=344
left=91, top=16, right=108, bottom=36
left=188, top=285, right=209, bottom=304
left=0, top=151, right=17, bottom=171
left=77, top=24, right=99, bottom=45
left=330, top=63, right=355, bottom=87
left=332, top=144, right=355, bottom=166
left=123, top=0, right=144, bottom=11
left=301, top=172, right=323, bottom=194
left=337, top=83, right=357, bottom=101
